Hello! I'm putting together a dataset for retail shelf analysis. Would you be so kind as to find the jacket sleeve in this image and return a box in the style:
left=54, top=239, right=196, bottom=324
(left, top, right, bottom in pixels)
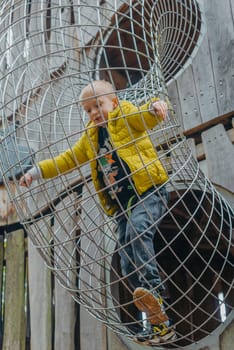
left=38, top=132, right=89, bottom=179
left=123, top=98, right=164, bottom=131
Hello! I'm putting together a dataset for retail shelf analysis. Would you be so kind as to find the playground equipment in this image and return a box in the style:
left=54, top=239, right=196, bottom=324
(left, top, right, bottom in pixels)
left=0, top=1, right=233, bottom=347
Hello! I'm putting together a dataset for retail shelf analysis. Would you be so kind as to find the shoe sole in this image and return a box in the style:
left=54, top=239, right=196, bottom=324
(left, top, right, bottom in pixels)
left=134, top=339, right=160, bottom=346
left=134, top=332, right=176, bottom=346
left=149, top=331, right=177, bottom=345
left=133, top=336, right=160, bottom=345
left=133, top=287, right=168, bottom=325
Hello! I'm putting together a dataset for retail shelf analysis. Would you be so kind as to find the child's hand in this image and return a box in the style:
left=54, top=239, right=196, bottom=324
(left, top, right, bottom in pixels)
left=19, top=173, right=33, bottom=188
left=152, top=100, right=168, bottom=120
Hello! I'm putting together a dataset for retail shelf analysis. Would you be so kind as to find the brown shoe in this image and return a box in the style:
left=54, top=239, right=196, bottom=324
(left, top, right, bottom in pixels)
left=133, top=287, right=168, bottom=325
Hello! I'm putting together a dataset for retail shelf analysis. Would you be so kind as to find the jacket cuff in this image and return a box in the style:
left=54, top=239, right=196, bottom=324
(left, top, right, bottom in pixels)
left=28, top=166, right=42, bottom=180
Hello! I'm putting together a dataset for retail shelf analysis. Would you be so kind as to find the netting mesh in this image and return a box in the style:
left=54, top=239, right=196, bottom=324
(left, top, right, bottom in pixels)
left=0, top=0, right=233, bottom=348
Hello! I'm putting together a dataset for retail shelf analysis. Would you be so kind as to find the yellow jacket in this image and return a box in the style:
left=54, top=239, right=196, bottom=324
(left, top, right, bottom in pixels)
left=38, top=100, right=168, bottom=216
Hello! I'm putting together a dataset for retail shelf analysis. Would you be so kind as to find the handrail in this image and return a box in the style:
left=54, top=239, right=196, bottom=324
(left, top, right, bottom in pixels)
left=26, top=174, right=92, bottom=223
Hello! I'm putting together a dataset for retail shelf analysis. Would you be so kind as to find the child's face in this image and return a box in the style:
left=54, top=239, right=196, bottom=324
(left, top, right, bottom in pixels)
left=82, top=95, right=117, bottom=126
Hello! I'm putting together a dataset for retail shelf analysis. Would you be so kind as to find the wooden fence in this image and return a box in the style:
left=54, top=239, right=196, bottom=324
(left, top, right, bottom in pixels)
left=0, top=196, right=80, bottom=350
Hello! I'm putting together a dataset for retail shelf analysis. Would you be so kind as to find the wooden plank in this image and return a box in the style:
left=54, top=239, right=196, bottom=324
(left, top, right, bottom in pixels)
left=203, top=0, right=234, bottom=116
left=191, top=34, right=219, bottom=122
left=23, top=1, right=48, bottom=92
left=231, top=0, right=234, bottom=16
left=0, top=2, right=11, bottom=117
left=3, top=1, right=28, bottom=120
left=53, top=196, right=77, bottom=350
left=201, top=124, right=234, bottom=192
left=196, top=127, right=234, bottom=160
left=28, top=233, right=52, bottom=350
left=79, top=184, right=106, bottom=350
left=0, top=185, right=18, bottom=226
left=73, top=0, right=104, bottom=46
left=183, top=111, right=234, bottom=137
left=169, top=0, right=234, bottom=129
left=0, top=234, right=4, bottom=299
left=0, top=234, right=3, bottom=347
left=47, top=0, right=74, bottom=72
left=0, top=181, right=25, bottom=348
left=54, top=279, right=76, bottom=350
left=3, top=229, right=26, bottom=350
left=167, top=80, right=184, bottom=128
left=80, top=307, right=107, bottom=350
left=175, top=65, right=202, bottom=130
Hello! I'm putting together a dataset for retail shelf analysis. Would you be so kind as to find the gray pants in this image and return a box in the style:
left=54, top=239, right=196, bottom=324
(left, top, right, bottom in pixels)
left=116, top=187, right=169, bottom=292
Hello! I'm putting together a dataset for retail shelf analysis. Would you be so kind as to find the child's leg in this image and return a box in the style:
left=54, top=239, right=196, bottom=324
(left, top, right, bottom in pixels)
left=116, top=215, right=140, bottom=290
left=125, top=188, right=168, bottom=290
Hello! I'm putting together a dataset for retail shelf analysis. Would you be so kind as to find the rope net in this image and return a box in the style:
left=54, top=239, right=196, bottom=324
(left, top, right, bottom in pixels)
left=0, top=0, right=233, bottom=348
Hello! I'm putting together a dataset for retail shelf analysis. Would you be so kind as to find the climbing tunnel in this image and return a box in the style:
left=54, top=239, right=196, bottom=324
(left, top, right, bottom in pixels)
left=0, top=0, right=233, bottom=348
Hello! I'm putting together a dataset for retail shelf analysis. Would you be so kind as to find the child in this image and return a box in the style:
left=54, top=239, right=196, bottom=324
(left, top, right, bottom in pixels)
left=19, top=80, right=176, bottom=344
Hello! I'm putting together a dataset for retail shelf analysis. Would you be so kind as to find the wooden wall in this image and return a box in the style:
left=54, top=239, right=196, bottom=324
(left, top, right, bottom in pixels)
left=167, top=0, right=234, bottom=204
left=168, top=0, right=234, bottom=130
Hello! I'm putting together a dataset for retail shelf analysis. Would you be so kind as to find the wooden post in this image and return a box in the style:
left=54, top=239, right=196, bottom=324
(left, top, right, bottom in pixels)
left=53, top=195, right=77, bottom=350
left=28, top=224, right=52, bottom=350
left=3, top=229, right=26, bottom=350
left=202, top=124, right=234, bottom=193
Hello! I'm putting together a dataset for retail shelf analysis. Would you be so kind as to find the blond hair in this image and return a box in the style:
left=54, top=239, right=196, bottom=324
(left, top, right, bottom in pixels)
left=79, top=80, right=117, bottom=102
